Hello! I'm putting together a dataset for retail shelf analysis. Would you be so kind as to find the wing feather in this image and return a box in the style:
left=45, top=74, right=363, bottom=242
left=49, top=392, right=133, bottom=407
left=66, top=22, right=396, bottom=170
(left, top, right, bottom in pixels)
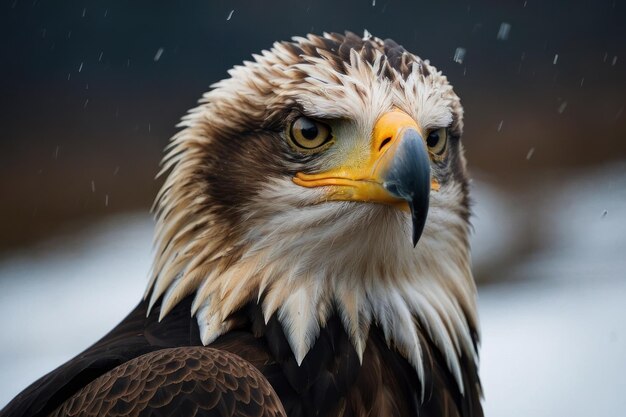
left=49, top=347, right=286, bottom=417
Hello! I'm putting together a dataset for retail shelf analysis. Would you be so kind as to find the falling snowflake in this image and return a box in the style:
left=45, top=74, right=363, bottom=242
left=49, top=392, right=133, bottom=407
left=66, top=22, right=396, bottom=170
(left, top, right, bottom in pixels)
left=497, top=23, right=511, bottom=41
left=453, top=47, right=466, bottom=64
left=154, top=48, right=164, bottom=62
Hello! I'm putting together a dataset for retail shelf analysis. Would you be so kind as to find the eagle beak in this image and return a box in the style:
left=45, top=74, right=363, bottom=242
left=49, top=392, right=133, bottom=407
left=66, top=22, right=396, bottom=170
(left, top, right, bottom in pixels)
left=381, top=127, right=431, bottom=246
left=293, top=110, right=435, bottom=247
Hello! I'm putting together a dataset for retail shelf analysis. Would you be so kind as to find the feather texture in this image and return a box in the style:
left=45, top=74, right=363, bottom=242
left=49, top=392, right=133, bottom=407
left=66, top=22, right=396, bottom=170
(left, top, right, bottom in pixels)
left=2, top=32, right=482, bottom=417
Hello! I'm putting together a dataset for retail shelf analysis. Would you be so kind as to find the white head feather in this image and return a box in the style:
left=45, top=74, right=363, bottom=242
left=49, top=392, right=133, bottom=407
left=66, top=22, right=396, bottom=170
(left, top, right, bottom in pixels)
left=145, top=32, right=478, bottom=395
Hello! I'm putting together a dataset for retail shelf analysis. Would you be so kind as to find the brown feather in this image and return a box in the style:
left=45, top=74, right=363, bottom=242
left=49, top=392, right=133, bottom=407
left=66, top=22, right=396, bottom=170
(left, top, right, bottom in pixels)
left=2, top=296, right=481, bottom=417
left=1, top=32, right=483, bottom=417
left=49, top=347, right=286, bottom=417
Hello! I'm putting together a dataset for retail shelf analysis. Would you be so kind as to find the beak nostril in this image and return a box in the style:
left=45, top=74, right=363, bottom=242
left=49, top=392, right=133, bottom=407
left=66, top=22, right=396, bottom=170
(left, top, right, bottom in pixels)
left=379, top=137, right=392, bottom=152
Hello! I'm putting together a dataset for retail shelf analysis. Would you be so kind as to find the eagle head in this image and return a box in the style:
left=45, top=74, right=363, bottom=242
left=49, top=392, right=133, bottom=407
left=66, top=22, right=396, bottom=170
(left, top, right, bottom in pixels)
left=146, top=32, right=478, bottom=394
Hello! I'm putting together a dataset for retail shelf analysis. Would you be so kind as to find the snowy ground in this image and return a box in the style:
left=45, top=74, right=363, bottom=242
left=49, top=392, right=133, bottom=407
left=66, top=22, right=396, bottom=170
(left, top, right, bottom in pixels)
left=1, top=166, right=625, bottom=415
left=480, top=164, right=626, bottom=417
left=0, top=214, right=151, bottom=407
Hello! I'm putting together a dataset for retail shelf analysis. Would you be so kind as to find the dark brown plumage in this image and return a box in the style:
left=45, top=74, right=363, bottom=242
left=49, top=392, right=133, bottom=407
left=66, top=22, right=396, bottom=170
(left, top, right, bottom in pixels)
left=1, top=32, right=483, bottom=417
left=2, top=297, right=481, bottom=417
left=49, top=347, right=286, bottom=417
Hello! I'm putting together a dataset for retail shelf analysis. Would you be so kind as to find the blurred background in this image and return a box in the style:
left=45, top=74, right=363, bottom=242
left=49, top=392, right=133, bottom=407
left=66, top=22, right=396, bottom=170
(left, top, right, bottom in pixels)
left=1, top=0, right=625, bottom=415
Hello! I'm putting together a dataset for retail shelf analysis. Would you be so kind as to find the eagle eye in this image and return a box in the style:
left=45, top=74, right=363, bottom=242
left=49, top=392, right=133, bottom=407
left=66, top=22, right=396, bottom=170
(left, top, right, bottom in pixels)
left=426, top=127, right=448, bottom=157
left=288, top=117, right=333, bottom=151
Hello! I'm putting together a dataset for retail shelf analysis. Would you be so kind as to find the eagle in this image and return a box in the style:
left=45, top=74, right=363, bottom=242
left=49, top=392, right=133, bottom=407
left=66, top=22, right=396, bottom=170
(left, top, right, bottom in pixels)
left=1, top=32, right=482, bottom=417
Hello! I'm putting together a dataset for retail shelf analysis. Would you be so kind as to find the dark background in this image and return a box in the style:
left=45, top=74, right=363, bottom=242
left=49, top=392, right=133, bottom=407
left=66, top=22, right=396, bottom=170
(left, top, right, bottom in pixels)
left=1, top=0, right=625, bottom=251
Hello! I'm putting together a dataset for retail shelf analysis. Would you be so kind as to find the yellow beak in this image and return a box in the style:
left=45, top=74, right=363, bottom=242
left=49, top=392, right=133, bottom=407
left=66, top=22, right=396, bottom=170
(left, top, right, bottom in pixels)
left=292, top=110, right=437, bottom=246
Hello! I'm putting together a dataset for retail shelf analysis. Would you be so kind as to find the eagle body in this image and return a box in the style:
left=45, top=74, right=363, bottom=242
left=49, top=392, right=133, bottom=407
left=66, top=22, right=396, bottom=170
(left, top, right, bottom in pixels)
left=2, top=32, right=483, bottom=417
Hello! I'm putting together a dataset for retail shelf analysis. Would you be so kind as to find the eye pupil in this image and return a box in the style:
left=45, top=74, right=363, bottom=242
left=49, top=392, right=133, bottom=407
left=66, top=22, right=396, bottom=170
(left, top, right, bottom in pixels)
left=425, top=128, right=448, bottom=156
left=288, top=116, right=333, bottom=151
left=427, top=131, right=440, bottom=148
left=300, top=121, right=319, bottom=140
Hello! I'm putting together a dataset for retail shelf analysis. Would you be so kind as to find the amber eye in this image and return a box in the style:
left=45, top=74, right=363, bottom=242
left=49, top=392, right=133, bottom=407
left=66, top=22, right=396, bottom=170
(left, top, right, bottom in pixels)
left=289, top=117, right=333, bottom=151
left=426, top=127, right=448, bottom=156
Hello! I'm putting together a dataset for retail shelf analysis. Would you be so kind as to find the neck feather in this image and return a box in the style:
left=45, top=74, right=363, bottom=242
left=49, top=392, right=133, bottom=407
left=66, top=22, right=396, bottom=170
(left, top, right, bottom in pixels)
left=145, top=179, right=478, bottom=395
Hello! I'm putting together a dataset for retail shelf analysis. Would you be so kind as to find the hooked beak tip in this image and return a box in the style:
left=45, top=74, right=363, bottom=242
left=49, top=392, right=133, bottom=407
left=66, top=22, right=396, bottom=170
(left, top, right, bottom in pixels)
left=410, top=203, right=427, bottom=247
left=382, top=128, right=431, bottom=247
